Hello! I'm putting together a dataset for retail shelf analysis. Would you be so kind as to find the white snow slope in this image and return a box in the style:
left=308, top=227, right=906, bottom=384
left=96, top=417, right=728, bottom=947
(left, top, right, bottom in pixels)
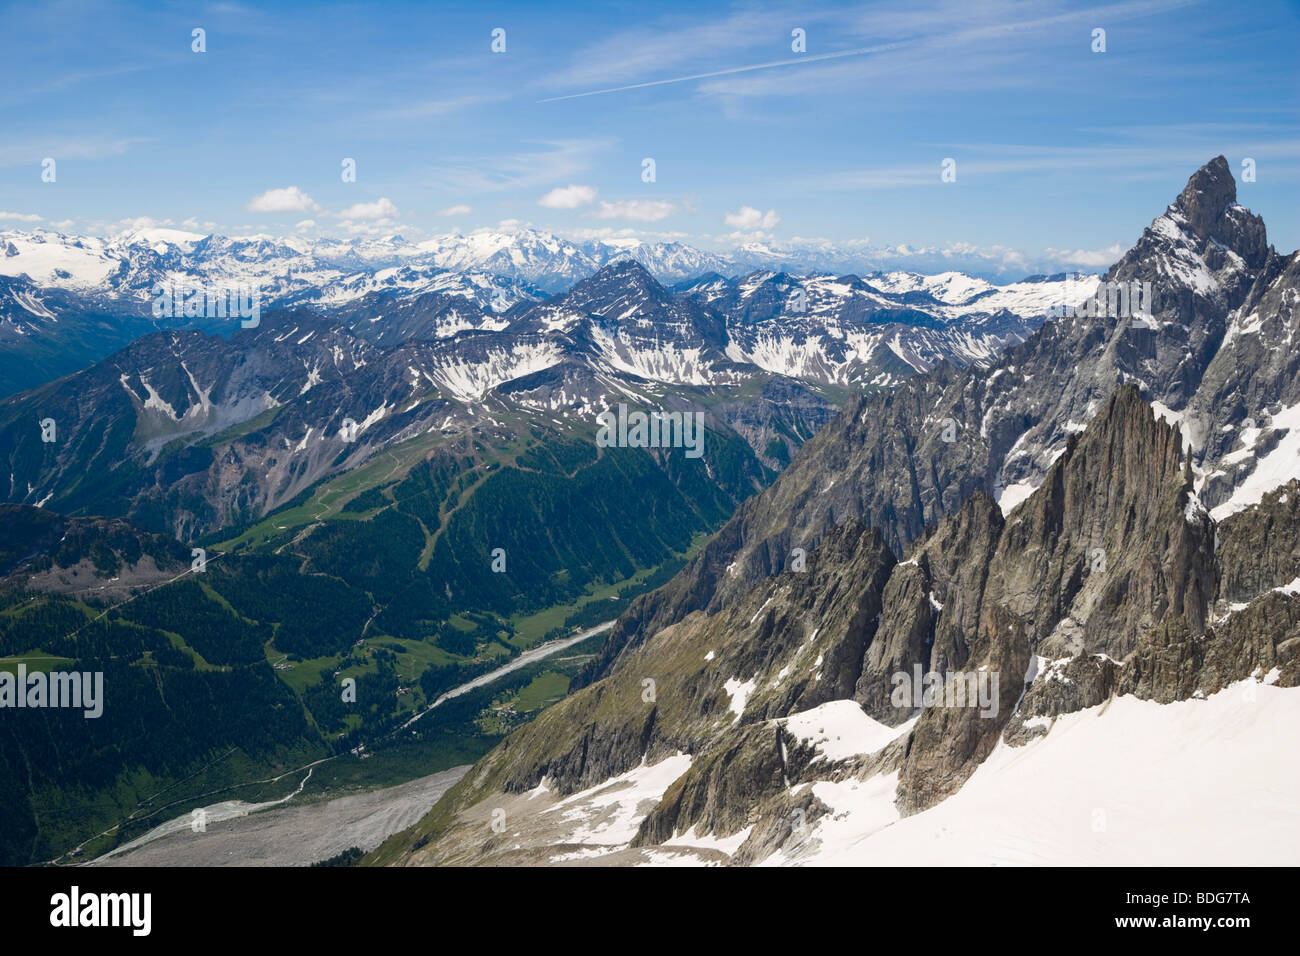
left=768, top=680, right=1299, bottom=866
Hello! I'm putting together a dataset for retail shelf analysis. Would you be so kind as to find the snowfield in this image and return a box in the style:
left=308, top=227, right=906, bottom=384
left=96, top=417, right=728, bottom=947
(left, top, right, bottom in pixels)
left=781, top=699, right=916, bottom=762
left=543, top=753, right=694, bottom=847
left=769, top=680, right=1300, bottom=866
left=1210, top=400, right=1300, bottom=521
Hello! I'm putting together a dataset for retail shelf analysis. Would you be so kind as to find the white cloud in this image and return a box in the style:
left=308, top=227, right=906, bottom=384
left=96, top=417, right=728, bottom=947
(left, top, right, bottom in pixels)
left=539, top=184, right=598, bottom=209
left=593, top=199, right=676, bottom=222
left=437, top=204, right=472, bottom=216
left=335, top=218, right=401, bottom=236
left=0, top=210, right=41, bottom=222
left=1044, top=243, right=1126, bottom=268
left=295, top=219, right=317, bottom=230
left=114, top=216, right=175, bottom=233
left=49, top=219, right=75, bottom=230
left=724, top=205, right=780, bottom=230
left=567, top=226, right=691, bottom=242
left=338, top=197, right=399, bottom=220
left=246, top=186, right=319, bottom=214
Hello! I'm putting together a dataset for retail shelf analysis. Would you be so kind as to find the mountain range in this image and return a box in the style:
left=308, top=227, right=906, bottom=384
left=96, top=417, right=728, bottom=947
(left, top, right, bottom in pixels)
left=3, top=156, right=1296, bottom=868
left=369, top=156, right=1300, bottom=866
left=0, top=223, right=1097, bottom=397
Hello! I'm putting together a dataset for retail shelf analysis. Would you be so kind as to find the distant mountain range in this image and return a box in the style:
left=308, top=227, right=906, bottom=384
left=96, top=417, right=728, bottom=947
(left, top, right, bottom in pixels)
left=0, top=222, right=1100, bottom=396
left=0, top=224, right=1087, bottom=299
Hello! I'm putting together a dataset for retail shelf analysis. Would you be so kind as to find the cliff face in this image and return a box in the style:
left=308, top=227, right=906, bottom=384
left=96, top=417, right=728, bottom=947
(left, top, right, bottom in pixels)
left=887, top=385, right=1214, bottom=810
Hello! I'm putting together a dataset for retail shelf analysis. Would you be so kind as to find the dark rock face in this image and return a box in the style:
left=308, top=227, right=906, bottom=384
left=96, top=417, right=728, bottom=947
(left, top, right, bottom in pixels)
left=854, top=559, right=939, bottom=719
left=1215, top=480, right=1300, bottom=603
left=468, top=517, right=898, bottom=801
left=1172, top=156, right=1266, bottom=264
left=1189, top=249, right=1300, bottom=512
left=1195, top=595, right=1300, bottom=692
left=632, top=722, right=814, bottom=847
left=577, top=384, right=1215, bottom=818
left=888, top=385, right=1213, bottom=810
left=1012, top=655, right=1121, bottom=724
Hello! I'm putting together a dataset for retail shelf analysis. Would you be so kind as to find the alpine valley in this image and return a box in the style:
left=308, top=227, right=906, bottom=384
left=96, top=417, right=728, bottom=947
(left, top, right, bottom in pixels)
left=3, top=158, right=1297, bottom=869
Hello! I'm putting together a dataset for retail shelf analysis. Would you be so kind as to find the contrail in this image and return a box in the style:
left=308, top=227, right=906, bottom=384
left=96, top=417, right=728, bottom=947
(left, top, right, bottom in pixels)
left=538, top=41, right=911, bottom=103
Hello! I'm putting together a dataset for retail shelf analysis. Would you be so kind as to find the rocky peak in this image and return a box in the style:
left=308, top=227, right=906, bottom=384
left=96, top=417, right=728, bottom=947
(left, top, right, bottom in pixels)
left=1171, top=155, right=1237, bottom=239
left=554, top=258, right=686, bottom=329
left=1159, top=155, right=1268, bottom=272
left=1109, top=156, right=1267, bottom=292
left=573, top=258, right=663, bottom=298
left=1035, top=383, right=1189, bottom=534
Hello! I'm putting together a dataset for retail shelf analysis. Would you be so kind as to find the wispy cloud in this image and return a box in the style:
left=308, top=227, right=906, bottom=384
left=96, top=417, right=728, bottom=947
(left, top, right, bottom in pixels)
left=541, top=0, right=1201, bottom=103
left=0, top=63, right=157, bottom=111
left=423, top=138, right=614, bottom=193
left=373, top=94, right=497, bottom=121
left=0, top=136, right=143, bottom=168
left=541, top=7, right=793, bottom=91
left=815, top=137, right=1300, bottom=190
left=539, top=42, right=908, bottom=102
left=593, top=199, right=677, bottom=221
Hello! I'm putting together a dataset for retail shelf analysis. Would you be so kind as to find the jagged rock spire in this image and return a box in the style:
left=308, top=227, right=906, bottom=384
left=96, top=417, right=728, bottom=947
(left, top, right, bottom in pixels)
left=1171, top=155, right=1237, bottom=239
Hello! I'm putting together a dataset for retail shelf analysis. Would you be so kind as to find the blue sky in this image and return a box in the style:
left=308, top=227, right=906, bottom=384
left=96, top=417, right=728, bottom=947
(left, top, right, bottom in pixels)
left=0, top=0, right=1297, bottom=276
